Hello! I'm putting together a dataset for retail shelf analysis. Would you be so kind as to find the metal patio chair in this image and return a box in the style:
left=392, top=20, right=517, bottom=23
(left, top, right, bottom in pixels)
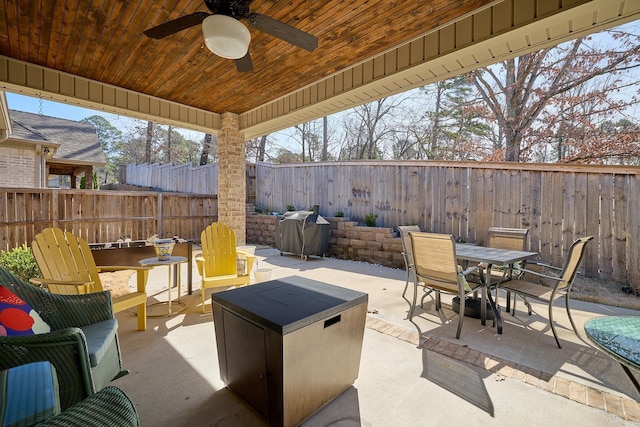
left=398, top=225, right=421, bottom=299
left=409, top=231, right=481, bottom=339
left=499, top=236, right=594, bottom=348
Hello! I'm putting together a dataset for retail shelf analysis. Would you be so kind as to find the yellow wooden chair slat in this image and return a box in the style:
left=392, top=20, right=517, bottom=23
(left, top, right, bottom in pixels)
left=31, top=228, right=150, bottom=330
left=196, top=222, right=255, bottom=313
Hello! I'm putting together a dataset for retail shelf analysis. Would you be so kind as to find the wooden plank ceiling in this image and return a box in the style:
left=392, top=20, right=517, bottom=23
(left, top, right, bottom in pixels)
left=0, top=0, right=639, bottom=138
left=0, top=1, right=492, bottom=112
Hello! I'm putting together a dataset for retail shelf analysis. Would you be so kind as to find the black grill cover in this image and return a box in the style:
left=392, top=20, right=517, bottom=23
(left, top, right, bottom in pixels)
left=276, top=210, right=330, bottom=259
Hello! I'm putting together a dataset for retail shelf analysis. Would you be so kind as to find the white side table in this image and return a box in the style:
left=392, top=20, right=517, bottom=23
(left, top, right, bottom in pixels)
left=139, top=256, right=187, bottom=316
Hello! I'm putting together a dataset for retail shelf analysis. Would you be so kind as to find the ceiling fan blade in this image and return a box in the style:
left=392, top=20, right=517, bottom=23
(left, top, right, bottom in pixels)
left=247, top=13, right=318, bottom=52
left=144, top=12, right=210, bottom=39
left=235, top=52, right=254, bottom=72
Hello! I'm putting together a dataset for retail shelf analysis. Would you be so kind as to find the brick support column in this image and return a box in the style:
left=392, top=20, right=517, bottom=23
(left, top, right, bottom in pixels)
left=218, top=112, right=246, bottom=244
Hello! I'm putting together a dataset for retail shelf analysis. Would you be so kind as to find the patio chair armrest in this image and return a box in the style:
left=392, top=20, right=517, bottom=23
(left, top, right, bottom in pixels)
left=0, top=266, right=113, bottom=328
left=460, top=265, right=479, bottom=276
left=521, top=260, right=562, bottom=272
left=30, top=277, right=95, bottom=287
left=96, top=265, right=152, bottom=273
left=96, top=266, right=150, bottom=293
left=195, top=255, right=205, bottom=277
left=401, top=252, right=414, bottom=267
left=35, top=386, right=140, bottom=427
left=35, top=292, right=114, bottom=329
left=0, top=327, right=90, bottom=376
left=517, top=268, right=562, bottom=282
left=237, top=251, right=256, bottom=272
left=0, top=327, right=95, bottom=411
left=0, top=326, right=85, bottom=347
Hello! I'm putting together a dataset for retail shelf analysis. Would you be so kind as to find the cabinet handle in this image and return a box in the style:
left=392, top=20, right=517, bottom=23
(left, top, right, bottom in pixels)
left=324, top=314, right=341, bottom=328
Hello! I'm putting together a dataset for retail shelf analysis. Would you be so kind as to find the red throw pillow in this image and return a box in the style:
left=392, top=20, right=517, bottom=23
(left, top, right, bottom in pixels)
left=0, top=286, right=51, bottom=336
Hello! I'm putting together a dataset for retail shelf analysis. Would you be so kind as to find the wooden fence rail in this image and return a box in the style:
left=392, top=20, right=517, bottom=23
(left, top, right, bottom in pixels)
left=0, top=188, right=218, bottom=248
left=3, top=161, right=640, bottom=286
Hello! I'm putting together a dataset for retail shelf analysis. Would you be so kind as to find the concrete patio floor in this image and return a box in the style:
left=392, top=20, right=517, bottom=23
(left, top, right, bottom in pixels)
left=112, top=246, right=640, bottom=426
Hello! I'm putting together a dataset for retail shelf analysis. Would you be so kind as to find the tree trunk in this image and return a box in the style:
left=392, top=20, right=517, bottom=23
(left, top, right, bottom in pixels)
left=200, top=133, right=212, bottom=165
left=322, top=116, right=328, bottom=161
left=144, top=121, right=153, bottom=163
left=258, top=135, right=267, bottom=162
left=167, top=125, right=172, bottom=163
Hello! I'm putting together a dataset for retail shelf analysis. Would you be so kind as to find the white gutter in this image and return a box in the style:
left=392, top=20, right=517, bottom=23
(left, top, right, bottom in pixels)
left=0, top=91, right=12, bottom=142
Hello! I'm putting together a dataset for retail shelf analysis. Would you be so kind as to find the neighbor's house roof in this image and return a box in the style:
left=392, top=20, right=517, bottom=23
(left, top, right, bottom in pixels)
left=9, top=109, right=106, bottom=167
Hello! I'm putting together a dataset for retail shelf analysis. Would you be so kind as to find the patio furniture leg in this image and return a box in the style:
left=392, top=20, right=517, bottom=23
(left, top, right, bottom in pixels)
left=409, top=280, right=418, bottom=320
left=621, top=364, right=640, bottom=397
left=565, top=296, right=579, bottom=335
left=402, top=268, right=410, bottom=298
left=419, top=288, right=434, bottom=308
left=455, top=294, right=465, bottom=339
left=549, top=301, right=561, bottom=348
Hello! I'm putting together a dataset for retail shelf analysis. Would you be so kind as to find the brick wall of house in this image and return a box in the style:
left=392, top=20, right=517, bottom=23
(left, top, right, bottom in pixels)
left=245, top=214, right=405, bottom=269
left=0, top=146, right=37, bottom=187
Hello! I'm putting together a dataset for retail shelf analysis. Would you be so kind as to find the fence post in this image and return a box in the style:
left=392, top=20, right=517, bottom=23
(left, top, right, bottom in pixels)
left=158, top=193, right=163, bottom=237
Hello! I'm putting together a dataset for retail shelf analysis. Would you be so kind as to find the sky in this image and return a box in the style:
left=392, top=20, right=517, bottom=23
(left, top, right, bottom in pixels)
left=6, top=92, right=206, bottom=142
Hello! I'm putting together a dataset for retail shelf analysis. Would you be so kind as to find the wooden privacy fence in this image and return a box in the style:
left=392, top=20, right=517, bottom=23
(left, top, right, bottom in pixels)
left=0, top=188, right=218, bottom=248
left=122, top=163, right=257, bottom=204
left=256, top=161, right=640, bottom=287
left=124, top=162, right=218, bottom=194
left=5, top=161, right=640, bottom=287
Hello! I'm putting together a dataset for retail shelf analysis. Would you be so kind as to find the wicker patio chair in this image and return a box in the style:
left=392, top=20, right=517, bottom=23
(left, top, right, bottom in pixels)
left=409, top=231, right=481, bottom=339
left=196, top=222, right=256, bottom=313
left=0, top=267, right=128, bottom=410
left=36, top=386, right=139, bottom=426
left=31, top=228, right=151, bottom=331
left=500, top=236, right=593, bottom=348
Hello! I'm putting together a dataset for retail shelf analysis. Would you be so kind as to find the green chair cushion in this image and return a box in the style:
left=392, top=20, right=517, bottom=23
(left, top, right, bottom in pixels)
left=81, top=319, right=118, bottom=367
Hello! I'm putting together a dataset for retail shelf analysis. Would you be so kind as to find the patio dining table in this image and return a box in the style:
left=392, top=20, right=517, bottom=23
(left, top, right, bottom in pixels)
left=455, top=244, right=538, bottom=334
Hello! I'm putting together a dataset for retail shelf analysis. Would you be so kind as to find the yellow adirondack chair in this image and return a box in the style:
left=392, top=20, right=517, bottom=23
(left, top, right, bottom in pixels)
left=30, top=228, right=151, bottom=331
left=196, top=222, right=255, bottom=312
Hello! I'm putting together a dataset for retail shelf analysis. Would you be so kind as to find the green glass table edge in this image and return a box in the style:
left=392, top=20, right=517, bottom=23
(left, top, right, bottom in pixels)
left=584, top=316, right=640, bottom=369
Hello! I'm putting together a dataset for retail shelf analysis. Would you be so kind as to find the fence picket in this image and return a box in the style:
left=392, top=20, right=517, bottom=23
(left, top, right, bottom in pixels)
left=2, top=161, right=639, bottom=285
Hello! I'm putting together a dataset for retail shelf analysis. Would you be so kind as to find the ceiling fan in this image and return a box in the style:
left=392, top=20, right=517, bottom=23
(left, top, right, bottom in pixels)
left=143, top=0, right=318, bottom=72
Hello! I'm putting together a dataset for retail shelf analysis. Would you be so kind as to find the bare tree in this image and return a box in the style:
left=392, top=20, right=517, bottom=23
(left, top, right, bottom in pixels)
left=200, top=133, right=214, bottom=165
left=245, top=135, right=269, bottom=162
left=339, top=97, right=407, bottom=160
left=471, top=29, right=640, bottom=162
left=144, top=121, right=153, bottom=163
left=293, top=122, right=312, bottom=162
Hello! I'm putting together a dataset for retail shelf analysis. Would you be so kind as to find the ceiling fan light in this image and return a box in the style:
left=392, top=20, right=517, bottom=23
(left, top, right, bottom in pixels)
left=202, top=15, right=251, bottom=59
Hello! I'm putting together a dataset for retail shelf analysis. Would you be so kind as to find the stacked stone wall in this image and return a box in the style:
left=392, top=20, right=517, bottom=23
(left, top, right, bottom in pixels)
left=246, top=214, right=404, bottom=269
left=246, top=212, right=278, bottom=246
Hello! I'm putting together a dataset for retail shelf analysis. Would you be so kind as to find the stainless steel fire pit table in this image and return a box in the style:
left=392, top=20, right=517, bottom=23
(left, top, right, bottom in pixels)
left=211, top=276, right=368, bottom=427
